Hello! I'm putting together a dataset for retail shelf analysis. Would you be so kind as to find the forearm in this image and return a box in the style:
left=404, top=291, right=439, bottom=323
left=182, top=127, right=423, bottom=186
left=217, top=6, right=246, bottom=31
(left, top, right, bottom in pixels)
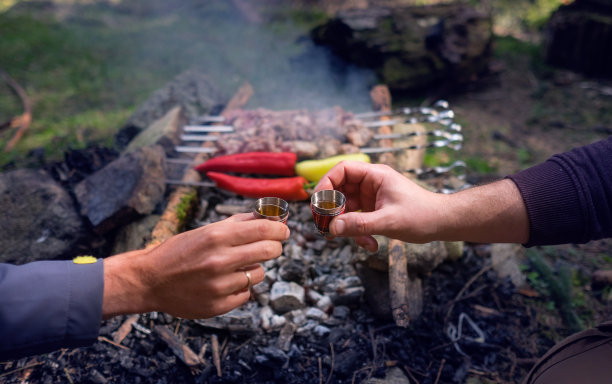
left=438, top=178, right=529, bottom=244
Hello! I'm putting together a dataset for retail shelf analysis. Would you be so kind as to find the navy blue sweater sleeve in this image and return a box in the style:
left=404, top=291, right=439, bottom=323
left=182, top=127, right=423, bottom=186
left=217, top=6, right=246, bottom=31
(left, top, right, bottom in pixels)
left=0, top=259, right=103, bottom=360
left=507, top=136, right=612, bottom=247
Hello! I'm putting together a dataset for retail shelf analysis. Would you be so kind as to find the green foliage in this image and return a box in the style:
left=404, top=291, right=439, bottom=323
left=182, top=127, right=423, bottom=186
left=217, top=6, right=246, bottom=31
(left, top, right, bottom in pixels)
left=176, top=190, right=198, bottom=225
left=464, top=156, right=497, bottom=174
left=527, top=248, right=585, bottom=333
left=516, top=147, right=532, bottom=167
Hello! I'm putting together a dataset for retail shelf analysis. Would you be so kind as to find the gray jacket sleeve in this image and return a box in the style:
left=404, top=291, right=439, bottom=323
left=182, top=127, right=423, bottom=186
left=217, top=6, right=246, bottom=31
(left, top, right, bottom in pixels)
left=0, top=259, right=103, bottom=360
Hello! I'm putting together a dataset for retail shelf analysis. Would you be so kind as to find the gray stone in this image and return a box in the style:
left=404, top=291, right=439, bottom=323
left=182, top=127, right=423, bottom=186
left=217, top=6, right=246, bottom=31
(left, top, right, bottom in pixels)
left=332, top=305, right=350, bottom=320
left=111, top=214, right=160, bottom=254
left=491, top=243, right=526, bottom=288
left=75, top=145, right=166, bottom=234
left=316, top=295, right=333, bottom=313
left=277, top=323, right=297, bottom=352
left=124, top=106, right=184, bottom=156
left=0, top=169, right=85, bottom=263
left=306, top=307, right=328, bottom=321
left=313, top=325, right=331, bottom=337
left=270, top=281, right=305, bottom=313
left=126, top=69, right=226, bottom=130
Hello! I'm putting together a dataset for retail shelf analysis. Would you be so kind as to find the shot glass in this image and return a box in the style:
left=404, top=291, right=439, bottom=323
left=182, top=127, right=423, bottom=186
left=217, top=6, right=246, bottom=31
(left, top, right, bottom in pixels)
left=252, top=197, right=289, bottom=224
left=310, top=189, right=346, bottom=235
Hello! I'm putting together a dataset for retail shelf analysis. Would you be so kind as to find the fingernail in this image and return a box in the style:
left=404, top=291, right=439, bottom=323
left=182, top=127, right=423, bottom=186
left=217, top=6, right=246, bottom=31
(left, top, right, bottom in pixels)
left=333, top=219, right=345, bottom=235
left=285, top=227, right=291, bottom=239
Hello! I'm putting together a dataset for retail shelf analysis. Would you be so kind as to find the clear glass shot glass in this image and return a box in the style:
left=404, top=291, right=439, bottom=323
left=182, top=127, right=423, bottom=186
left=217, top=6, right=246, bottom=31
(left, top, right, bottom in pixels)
left=252, top=197, right=289, bottom=224
left=310, top=190, right=346, bottom=235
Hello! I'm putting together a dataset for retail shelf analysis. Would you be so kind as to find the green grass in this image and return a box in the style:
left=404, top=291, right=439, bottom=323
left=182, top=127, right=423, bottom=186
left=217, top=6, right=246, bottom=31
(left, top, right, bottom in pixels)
left=0, top=2, right=375, bottom=168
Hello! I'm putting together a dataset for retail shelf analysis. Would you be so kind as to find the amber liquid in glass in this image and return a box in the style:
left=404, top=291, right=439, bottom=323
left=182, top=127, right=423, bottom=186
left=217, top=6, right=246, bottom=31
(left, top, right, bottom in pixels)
left=258, top=204, right=282, bottom=216
left=312, top=201, right=342, bottom=234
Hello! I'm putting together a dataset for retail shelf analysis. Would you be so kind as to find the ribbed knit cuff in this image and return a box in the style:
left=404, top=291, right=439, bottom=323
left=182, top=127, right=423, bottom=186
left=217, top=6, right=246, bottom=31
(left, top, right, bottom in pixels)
left=507, top=160, right=587, bottom=247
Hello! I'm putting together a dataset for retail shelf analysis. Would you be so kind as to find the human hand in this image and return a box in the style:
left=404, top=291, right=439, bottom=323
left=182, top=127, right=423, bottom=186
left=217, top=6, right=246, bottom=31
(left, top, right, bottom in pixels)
left=103, top=213, right=289, bottom=319
left=315, top=161, right=444, bottom=251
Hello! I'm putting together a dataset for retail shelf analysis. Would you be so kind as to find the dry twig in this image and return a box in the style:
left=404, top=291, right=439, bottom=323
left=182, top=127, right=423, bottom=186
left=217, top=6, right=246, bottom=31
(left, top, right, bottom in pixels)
left=112, top=314, right=140, bottom=344
left=1, top=69, right=32, bottom=152
left=434, top=358, right=446, bottom=384
left=0, top=361, right=43, bottom=380
left=98, top=336, right=130, bottom=350
left=212, top=334, right=222, bottom=377
left=325, top=343, right=335, bottom=384
left=444, top=262, right=493, bottom=324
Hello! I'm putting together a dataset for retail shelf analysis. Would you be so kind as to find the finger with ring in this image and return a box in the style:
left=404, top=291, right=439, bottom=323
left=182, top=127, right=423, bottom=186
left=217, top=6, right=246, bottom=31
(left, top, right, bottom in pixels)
left=243, top=270, right=253, bottom=291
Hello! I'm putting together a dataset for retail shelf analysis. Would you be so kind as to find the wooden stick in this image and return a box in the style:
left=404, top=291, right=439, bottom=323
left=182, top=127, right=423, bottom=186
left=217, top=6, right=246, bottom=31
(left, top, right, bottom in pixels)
left=388, top=240, right=410, bottom=327
left=98, top=336, right=130, bottom=350
left=212, top=334, right=222, bottom=377
left=147, top=82, right=253, bottom=248
left=154, top=325, right=202, bottom=368
left=1, top=69, right=32, bottom=152
left=325, top=342, right=335, bottom=384
left=0, top=361, right=43, bottom=379
left=434, top=358, right=446, bottom=384
left=370, top=85, right=415, bottom=328
left=112, top=314, right=140, bottom=344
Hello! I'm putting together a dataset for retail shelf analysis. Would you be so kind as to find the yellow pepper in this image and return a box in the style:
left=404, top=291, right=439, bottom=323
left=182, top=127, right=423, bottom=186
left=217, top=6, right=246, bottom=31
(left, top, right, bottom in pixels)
left=295, top=153, right=371, bottom=182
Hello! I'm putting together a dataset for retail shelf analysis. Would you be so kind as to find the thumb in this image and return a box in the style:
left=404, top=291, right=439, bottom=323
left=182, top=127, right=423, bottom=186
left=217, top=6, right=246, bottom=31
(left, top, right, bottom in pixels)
left=329, top=211, right=385, bottom=237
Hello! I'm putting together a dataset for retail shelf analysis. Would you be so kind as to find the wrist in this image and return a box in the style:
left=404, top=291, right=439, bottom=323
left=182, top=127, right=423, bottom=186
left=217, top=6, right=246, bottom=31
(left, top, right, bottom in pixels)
left=102, top=250, right=153, bottom=319
left=438, top=179, right=529, bottom=244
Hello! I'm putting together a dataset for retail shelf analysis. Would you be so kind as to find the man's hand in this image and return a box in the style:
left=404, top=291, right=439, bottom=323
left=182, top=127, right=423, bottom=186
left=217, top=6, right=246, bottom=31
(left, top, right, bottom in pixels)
left=102, top=213, right=289, bottom=319
left=316, top=161, right=529, bottom=250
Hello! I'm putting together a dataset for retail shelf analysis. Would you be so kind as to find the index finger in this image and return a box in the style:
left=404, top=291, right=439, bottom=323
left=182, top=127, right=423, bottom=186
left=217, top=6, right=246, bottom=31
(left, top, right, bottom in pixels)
left=315, top=160, right=373, bottom=192
left=219, top=218, right=290, bottom=246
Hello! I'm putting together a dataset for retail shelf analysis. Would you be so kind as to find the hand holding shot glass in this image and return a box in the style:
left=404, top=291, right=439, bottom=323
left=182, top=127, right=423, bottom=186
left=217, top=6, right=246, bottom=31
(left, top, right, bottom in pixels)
left=310, top=189, right=346, bottom=235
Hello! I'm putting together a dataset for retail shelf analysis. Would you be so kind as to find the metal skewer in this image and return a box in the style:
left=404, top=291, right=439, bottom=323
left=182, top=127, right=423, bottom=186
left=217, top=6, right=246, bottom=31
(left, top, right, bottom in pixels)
left=183, top=125, right=234, bottom=133
left=359, top=139, right=463, bottom=154
left=406, top=160, right=467, bottom=176
left=181, top=134, right=220, bottom=142
left=166, top=179, right=216, bottom=188
left=175, top=146, right=218, bottom=154
left=373, top=131, right=463, bottom=141
left=195, top=115, right=226, bottom=123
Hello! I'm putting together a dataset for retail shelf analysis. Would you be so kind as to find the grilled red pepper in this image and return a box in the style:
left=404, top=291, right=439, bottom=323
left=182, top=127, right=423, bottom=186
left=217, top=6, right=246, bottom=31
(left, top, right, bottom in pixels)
left=206, top=171, right=310, bottom=201
left=195, top=152, right=297, bottom=176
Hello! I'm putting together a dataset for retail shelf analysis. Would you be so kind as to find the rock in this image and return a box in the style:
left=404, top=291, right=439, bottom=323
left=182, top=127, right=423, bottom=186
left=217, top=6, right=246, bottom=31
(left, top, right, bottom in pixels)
left=125, top=69, right=226, bottom=131
left=444, top=241, right=464, bottom=261
left=270, top=281, right=305, bottom=313
left=278, top=258, right=307, bottom=284
left=111, top=214, right=160, bottom=254
left=316, top=296, right=333, bottom=313
left=545, top=0, right=612, bottom=78
left=75, top=145, right=166, bottom=234
left=124, top=106, right=184, bottom=156
left=332, top=305, right=351, bottom=320
left=313, top=325, right=331, bottom=337
left=305, top=307, right=328, bottom=321
left=490, top=243, right=526, bottom=288
left=330, top=286, right=365, bottom=306
left=0, top=169, right=86, bottom=263
left=311, top=3, right=492, bottom=91
left=277, top=323, right=297, bottom=351
left=366, top=366, right=411, bottom=384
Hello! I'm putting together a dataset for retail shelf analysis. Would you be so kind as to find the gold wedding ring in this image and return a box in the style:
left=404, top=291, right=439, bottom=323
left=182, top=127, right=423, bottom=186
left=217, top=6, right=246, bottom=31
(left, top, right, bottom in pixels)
left=244, top=270, right=252, bottom=291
